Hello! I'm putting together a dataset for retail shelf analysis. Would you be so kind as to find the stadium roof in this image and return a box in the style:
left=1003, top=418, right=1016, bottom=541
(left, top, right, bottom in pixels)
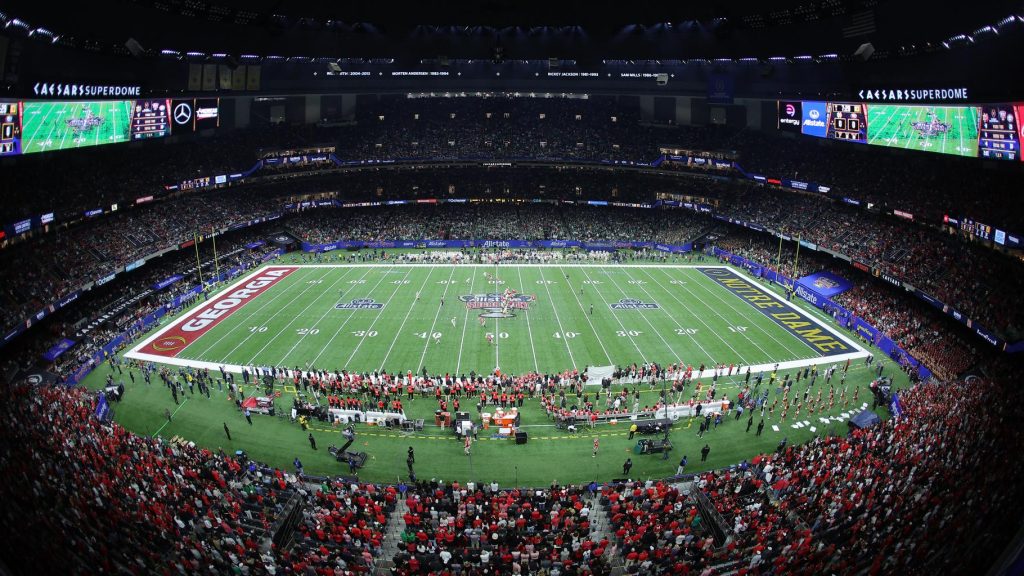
left=3, top=0, right=1022, bottom=62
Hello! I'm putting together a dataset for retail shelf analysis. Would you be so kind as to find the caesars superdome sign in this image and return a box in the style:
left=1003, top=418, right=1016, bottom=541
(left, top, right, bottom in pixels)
left=31, top=82, right=142, bottom=98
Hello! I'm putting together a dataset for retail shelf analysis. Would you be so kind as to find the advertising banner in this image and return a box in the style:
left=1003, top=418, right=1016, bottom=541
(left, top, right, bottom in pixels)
left=153, top=275, right=184, bottom=291
left=797, top=271, right=854, bottom=298
left=43, top=338, right=77, bottom=362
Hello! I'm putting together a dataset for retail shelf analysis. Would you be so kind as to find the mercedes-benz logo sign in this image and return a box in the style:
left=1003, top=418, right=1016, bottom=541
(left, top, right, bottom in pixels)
left=173, top=102, right=192, bottom=125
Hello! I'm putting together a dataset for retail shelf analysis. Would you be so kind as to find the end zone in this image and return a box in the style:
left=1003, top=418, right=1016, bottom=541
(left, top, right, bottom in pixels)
left=125, top=266, right=297, bottom=363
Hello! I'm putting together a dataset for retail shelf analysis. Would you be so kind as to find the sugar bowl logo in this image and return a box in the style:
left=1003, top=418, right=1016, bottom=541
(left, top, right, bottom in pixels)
left=460, top=290, right=536, bottom=319
left=813, top=277, right=840, bottom=290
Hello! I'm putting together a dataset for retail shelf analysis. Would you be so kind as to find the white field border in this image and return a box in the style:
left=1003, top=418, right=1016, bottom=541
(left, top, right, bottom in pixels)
left=124, top=263, right=867, bottom=375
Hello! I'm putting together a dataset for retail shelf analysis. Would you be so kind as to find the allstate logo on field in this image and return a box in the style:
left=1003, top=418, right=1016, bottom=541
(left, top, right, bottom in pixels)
left=336, top=298, right=384, bottom=310
left=460, top=293, right=536, bottom=319
left=610, top=298, right=659, bottom=310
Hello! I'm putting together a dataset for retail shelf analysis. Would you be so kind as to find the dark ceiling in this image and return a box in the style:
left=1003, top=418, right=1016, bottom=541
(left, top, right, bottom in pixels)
left=2, top=0, right=1022, bottom=62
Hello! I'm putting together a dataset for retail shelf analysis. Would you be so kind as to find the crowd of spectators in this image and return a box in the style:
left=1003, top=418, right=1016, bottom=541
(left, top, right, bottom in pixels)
left=0, top=381, right=397, bottom=575
left=0, top=192, right=1002, bottom=382
left=1, top=354, right=1020, bottom=574
left=715, top=228, right=982, bottom=380
left=0, top=190, right=282, bottom=338
left=681, top=375, right=1024, bottom=575
left=2, top=225, right=284, bottom=383
left=393, top=480, right=610, bottom=576
left=287, top=203, right=710, bottom=246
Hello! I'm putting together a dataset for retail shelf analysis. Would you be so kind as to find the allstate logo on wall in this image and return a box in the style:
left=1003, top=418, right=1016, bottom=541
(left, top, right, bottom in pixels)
left=610, top=298, right=660, bottom=310
left=336, top=298, right=384, bottom=310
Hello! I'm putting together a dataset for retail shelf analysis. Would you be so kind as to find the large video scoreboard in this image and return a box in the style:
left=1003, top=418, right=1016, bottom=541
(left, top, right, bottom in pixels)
left=780, top=99, right=1023, bottom=161
left=2, top=97, right=220, bottom=156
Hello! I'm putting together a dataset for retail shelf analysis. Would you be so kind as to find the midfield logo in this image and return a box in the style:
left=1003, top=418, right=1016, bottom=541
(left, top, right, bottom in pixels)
left=460, top=292, right=536, bottom=319
left=336, top=298, right=385, bottom=310
left=610, top=298, right=660, bottom=310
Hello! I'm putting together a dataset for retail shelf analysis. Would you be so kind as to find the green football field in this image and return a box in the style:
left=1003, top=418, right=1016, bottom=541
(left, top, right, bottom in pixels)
left=83, top=259, right=901, bottom=485
left=866, top=104, right=979, bottom=157
left=21, top=100, right=133, bottom=154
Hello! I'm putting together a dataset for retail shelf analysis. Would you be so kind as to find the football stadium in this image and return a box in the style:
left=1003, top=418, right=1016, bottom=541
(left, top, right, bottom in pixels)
left=0, top=2, right=1022, bottom=575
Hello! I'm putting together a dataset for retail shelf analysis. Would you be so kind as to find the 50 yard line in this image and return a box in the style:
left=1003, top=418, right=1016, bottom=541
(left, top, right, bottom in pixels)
left=493, top=263, right=500, bottom=371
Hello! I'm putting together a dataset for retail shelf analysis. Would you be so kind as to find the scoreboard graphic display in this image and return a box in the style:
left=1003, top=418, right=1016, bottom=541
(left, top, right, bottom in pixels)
left=826, top=102, right=867, bottom=143
left=977, top=104, right=1020, bottom=161
left=129, top=99, right=170, bottom=140
left=778, top=99, right=1024, bottom=160
left=21, top=100, right=134, bottom=154
left=0, top=102, right=22, bottom=156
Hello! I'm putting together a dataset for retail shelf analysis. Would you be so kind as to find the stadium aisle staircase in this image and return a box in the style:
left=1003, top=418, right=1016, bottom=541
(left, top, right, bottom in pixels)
left=375, top=497, right=409, bottom=575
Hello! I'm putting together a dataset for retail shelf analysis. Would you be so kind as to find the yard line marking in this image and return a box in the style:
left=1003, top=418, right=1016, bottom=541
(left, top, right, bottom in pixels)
left=493, top=263, right=500, bottom=371
left=188, top=268, right=327, bottom=360
left=537, top=267, right=578, bottom=369
left=413, top=267, right=458, bottom=373
left=455, top=268, right=477, bottom=375
left=345, top=268, right=417, bottom=366
left=668, top=268, right=806, bottom=360
left=153, top=397, right=189, bottom=436
left=639, top=267, right=750, bottom=364
left=515, top=266, right=540, bottom=373
left=244, top=267, right=358, bottom=364
left=620, top=267, right=717, bottom=364
left=557, top=265, right=613, bottom=366
left=311, top=266, right=399, bottom=368
left=576, top=267, right=648, bottom=363
left=601, top=266, right=682, bottom=362
left=378, top=266, right=440, bottom=371
left=273, top=267, right=367, bottom=365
